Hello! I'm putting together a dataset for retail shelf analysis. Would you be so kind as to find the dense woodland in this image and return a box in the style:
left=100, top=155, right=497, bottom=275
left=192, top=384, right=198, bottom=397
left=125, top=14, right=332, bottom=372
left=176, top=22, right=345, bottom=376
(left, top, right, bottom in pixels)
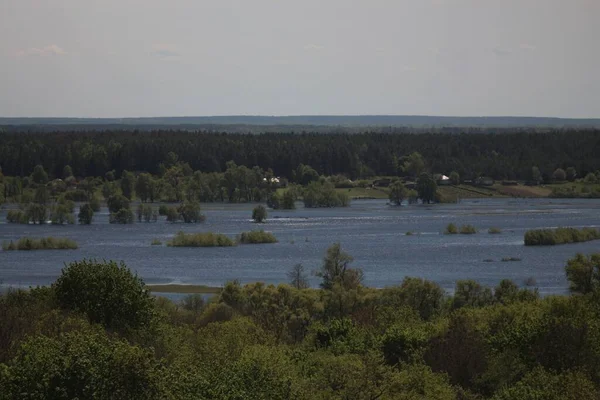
left=0, top=129, right=599, bottom=181
left=1, top=250, right=600, bottom=399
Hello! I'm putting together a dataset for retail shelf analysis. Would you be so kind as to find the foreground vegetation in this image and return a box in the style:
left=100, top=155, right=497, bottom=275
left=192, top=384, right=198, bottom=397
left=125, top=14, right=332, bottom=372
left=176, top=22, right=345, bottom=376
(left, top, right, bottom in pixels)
left=2, top=237, right=78, bottom=251
left=524, top=227, right=600, bottom=246
left=1, top=250, right=599, bottom=399
left=167, top=231, right=235, bottom=247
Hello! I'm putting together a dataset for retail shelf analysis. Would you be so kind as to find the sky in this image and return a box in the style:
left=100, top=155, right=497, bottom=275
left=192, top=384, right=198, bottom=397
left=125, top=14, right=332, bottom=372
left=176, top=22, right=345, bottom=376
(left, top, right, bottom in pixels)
left=0, top=0, right=598, bottom=118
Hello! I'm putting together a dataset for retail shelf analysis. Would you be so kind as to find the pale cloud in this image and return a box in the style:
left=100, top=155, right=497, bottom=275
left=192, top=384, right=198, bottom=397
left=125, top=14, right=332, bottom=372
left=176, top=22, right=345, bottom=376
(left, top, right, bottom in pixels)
left=17, top=44, right=66, bottom=57
left=303, top=44, right=325, bottom=51
left=151, top=44, right=182, bottom=60
left=492, top=46, right=513, bottom=56
left=519, top=43, right=536, bottom=50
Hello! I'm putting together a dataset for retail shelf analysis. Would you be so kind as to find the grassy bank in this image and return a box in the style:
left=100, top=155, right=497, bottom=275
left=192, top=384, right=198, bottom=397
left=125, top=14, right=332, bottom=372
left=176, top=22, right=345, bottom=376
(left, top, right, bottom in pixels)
left=167, top=232, right=235, bottom=247
left=238, top=230, right=278, bottom=244
left=524, top=227, right=600, bottom=246
left=2, top=237, right=78, bottom=251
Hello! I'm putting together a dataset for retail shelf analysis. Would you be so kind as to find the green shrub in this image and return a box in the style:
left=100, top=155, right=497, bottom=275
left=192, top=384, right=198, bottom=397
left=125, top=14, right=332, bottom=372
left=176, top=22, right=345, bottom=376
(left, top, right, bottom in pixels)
left=459, top=225, right=477, bottom=234
left=489, top=227, right=502, bottom=234
left=167, top=231, right=235, bottom=247
left=445, top=223, right=458, bottom=234
left=78, top=203, right=94, bottom=224
left=151, top=239, right=162, bottom=246
left=2, top=237, right=78, bottom=251
left=137, top=203, right=158, bottom=222
left=524, top=227, right=600, bottom=246
left=53, top=259, right=155, bottom=331
left=6, top=209, right=28, bottom=224
left=501, top=257, right=522, bottom=262
left=238, top=230, right=278, bottom=244
left=252, top=205, right=267, bottom=223
left=50, top=204, right=75, bottom=225
left=158, top=204, right=169, bottom=216
left=109, top=208, right=134, bottom=224
left=1, top=331, right=163, bottom=400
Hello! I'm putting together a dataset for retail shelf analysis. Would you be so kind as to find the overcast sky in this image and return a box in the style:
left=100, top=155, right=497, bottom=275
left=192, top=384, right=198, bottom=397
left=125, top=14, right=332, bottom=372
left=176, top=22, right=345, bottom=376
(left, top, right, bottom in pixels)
left=1, top=0, right=598, bottom=118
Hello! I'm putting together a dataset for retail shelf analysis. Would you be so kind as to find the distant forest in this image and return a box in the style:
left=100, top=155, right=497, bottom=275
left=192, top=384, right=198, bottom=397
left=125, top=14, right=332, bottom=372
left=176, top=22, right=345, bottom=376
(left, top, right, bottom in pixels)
left=0, top=129, right=599, bottom=181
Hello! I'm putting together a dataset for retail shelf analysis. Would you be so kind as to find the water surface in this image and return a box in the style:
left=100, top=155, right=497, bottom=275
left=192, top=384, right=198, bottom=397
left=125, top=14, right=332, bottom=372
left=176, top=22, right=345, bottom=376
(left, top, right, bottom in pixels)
left=1, top=198, right=599, bottom=295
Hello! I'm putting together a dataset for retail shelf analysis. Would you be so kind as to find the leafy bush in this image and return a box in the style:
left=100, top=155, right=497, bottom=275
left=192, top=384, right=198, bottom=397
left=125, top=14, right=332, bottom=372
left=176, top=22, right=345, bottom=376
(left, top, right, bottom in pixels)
left=53, top=259, right=155, bottom=331
left=252, top=204, right=268, bottom=223
left=167, top=231, right=235, bottom=247
left=524, top=227, right=600, bottom=246
left=6, top=209, right=28, bottom=224
left=489, top=227, right=502, bottom=234
left=1, top=331, right=163, bottom=399
left=2, top=237, right=78, bottom=251
left=151, top=239, right=162, bottom=246
left=109, top=208, right=135, bottom=224
left=50, top=204, right=75, bottom=225
left=78, top=203, right=94, bottom=224
left=137, top=203, right=158, bottom=222
left=445, top=223, right=458, bottom=234
left=238, top=230, right=278, bottom=244
left=459, top=225, right=477, bottom=234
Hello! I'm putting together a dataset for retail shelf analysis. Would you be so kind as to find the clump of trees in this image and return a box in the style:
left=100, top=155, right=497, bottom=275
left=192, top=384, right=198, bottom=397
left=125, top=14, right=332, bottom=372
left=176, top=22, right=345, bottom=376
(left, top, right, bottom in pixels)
left=303, top=182, right=349, bottom=208
left=524, top=227, right=600, bottom=246
left=167, top=231, right=234, bottom=247
left=238, top=230, right=278, bottom=244
left=2, top=237, right=78, bottom=251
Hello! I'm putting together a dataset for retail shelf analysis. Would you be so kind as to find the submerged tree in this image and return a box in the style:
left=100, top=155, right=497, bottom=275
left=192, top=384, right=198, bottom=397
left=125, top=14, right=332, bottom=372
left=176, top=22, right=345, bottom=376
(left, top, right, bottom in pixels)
left=389, top=180, right=408, bottom=205
left=78, top=203, right=94, bottom=224
left=416, top=173, right=437, bottom=204
left=252, top=205, right=267, bottom=223
left=316, top=243, right=363, bottom=290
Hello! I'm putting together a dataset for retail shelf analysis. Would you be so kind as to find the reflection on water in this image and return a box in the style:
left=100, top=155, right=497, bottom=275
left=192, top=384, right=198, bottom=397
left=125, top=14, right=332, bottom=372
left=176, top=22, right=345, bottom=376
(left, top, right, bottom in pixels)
left=1, top=198, right=600, bottom=295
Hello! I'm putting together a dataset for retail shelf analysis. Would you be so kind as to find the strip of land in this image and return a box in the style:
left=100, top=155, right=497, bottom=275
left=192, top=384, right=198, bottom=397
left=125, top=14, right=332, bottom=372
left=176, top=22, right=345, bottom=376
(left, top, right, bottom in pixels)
left=147, top=284, right=222, bottom=294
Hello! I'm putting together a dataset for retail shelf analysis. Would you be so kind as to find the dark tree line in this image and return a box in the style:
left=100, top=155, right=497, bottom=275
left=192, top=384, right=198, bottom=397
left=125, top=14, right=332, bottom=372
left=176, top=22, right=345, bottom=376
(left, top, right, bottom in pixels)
left=0, top=129, right=599, bottom=181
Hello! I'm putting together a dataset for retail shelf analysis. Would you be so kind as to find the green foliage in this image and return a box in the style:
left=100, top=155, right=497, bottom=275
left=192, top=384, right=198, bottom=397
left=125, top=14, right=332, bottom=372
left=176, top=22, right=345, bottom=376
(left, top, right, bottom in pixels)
left=78, top=203, right=94, bottom=224
left=179, top=201, right=204, bottom=222
left=109, top=207, right=135, bottom=224
left=238, top=230, right=278, bottom=244
left=389, top=180, right=408, bottom=205
left=566, top=166, right=577, bottom=181
left=6, top=209, right=28, bottom=224
left=137, top=203, right=158, bottom=222
left=164, top=202, right=205, bottom=223
left=565, top=253, right=600, bottom=294
left=316, top=243, right=363, bottom=290
left=2, top=237, right=78, bottom=251
left=120, top=170, right=135, bottom=199
left=387, top=277, right=445, bottom=320
left=417, top=172, right=438, bottom=204
left=449, top=170, right=460, bottom=185
left=62, top=164, right=73, bottom=179
left=25, top=202, right=48, bottom=224
left=303, top=181, right=350, bottom=208
left=288, top=263, right=310, bottom=289
left=460, top=224, right=477, bottom=234
left=489, top=227, right=502, bottom=234
left=452, top=280, right=494, bottom=309
left=151, top=239, right=162, bottom=246
left=524, top=227, right=600, bottom=246
left=158, top=204, right=169, bottom=215
left=167, top=231, right=235, bottom=247
left=107, top=193, right=130, bottom=213
left=89, top=194, right=101, bottom=212
left=281, top=189, right=297, bottom=209
left=31, top=164, right=48, bottom=184
left=2, top=331, right=163, bottom=400
left=553, top=168, right=566, bottom=181
left=53, top=259, right=155, bottom=331
left=252, top=204, right=268, bottom=223
left=492, top=367, right=599, bottom=400
left=445, top=223, right=458, bottom=234
left=50, top=203, right=75, bottom=225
